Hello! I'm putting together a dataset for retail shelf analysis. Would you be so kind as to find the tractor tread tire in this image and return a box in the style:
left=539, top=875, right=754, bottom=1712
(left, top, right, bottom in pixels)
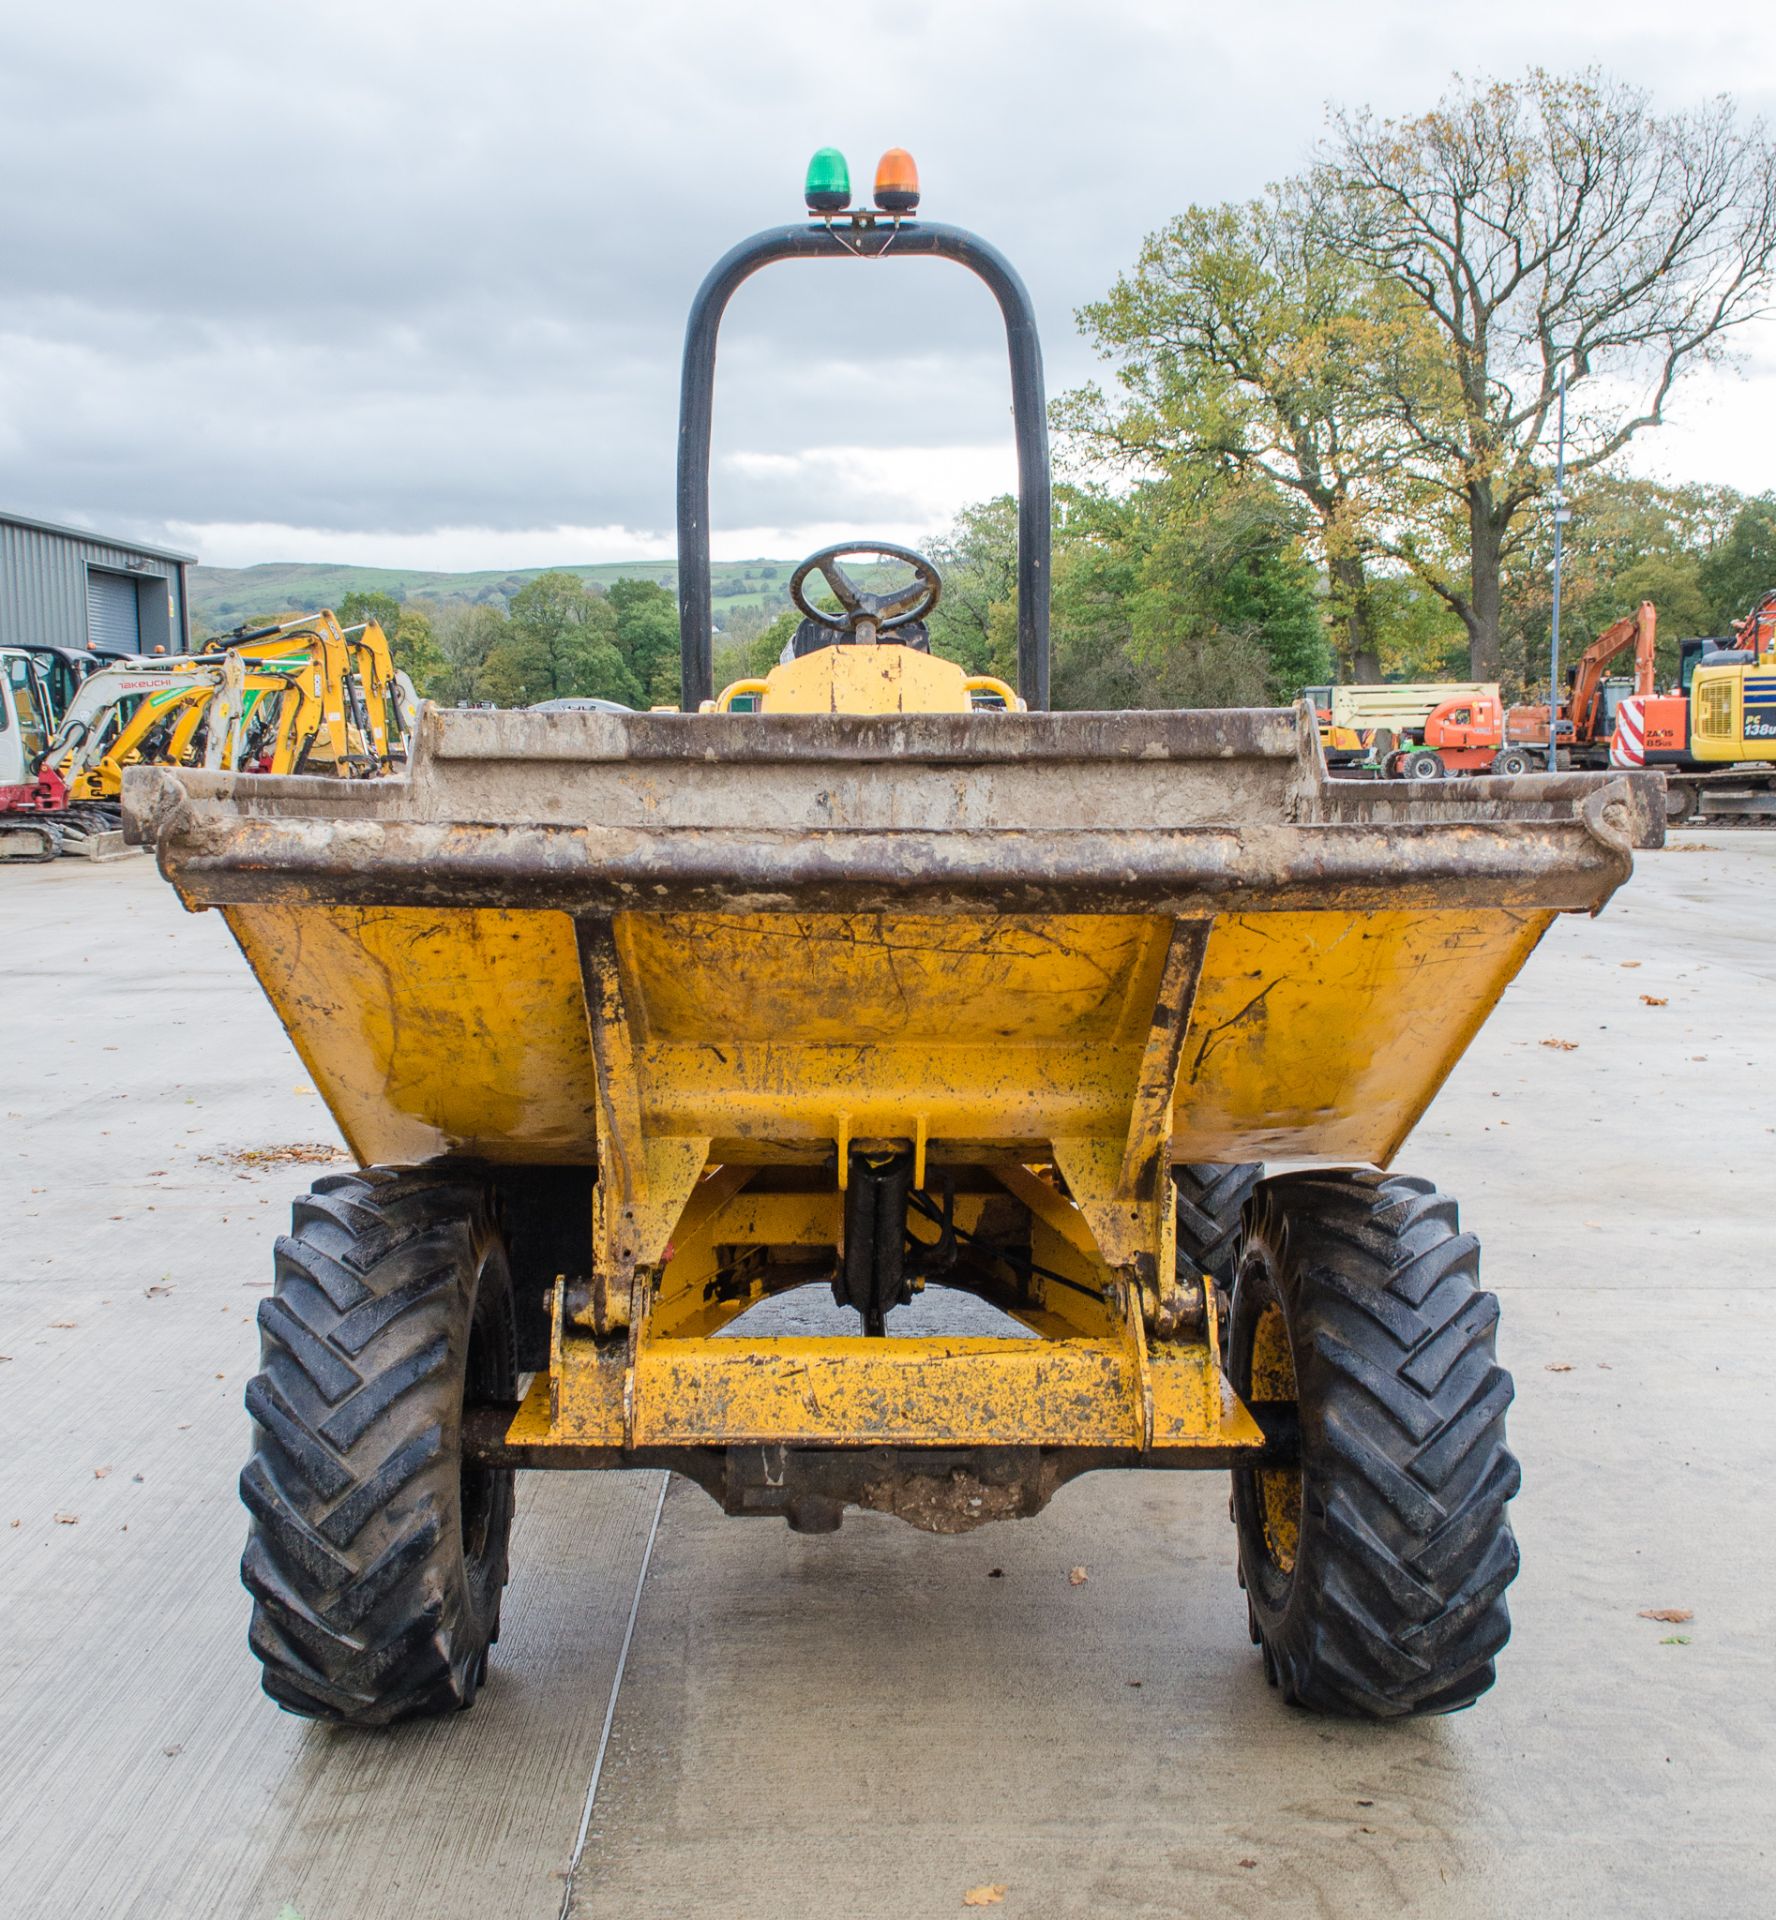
left=1232, top=1171, right=1518, bottom=1719
left=240, top=1166, right=516, bottom=1726
left=1173, top=1162, right=1263, bottom=1285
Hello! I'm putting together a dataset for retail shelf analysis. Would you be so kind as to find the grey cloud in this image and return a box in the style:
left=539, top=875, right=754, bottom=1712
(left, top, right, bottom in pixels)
left=1, top=0, right=1767, bottom=559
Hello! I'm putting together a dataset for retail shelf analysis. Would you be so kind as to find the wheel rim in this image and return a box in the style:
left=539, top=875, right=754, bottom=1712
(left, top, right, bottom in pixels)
left=1249, top=1301, right=1301, bottom=1576
left=1231, top=1245, right=1304, bottom=1606
left=459, top=1248, right=509, bottom=1583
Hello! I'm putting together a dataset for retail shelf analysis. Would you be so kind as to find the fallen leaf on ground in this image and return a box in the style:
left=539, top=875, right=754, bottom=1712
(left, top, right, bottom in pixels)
left=53, top=1513, right=78, bottom=1525
left=1069, top=1566, right=1089, bottom=1586
left=1661, top=1635, right=1691, bottom=1645
left=1239, top=1858, right=1257, bottom=1869
left=49, top=1321, right=77, bottom=1329
left=1639, top=995, right=1668, bottom=1007
left=200, top=1142, right=348, bottom=1170
left=1639, top=1608, right=1693, bottom=1623
left=962, top=1887, right=1006, bottom=1908
left=93, top=1467, right=110, bottom=1479
left=1620, top=961, right=1642, bottom=969
left=1545, top=1363, right=1573, bottom=1373
left=1540, top=1038, right=1579, bottom=1051
left=144, top=1284, right=173, bottom=1298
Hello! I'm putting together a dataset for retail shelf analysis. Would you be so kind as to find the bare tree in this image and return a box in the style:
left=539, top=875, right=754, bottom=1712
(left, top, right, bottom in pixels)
left=1325, top=70, right=1776, bottom=678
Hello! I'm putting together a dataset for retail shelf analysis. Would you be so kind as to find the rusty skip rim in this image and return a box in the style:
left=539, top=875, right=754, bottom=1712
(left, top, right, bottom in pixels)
left=415, top=704, right=1309, bottom=765
left=135, top=790, right=1638, bottom=916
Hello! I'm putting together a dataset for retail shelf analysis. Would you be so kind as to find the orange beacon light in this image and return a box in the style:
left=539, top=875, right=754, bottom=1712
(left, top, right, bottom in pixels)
left=873, top=148, right=920, bottom=214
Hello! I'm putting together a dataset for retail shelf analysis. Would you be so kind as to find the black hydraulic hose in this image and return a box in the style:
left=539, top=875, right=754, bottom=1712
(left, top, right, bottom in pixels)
left=906, top=1188, right=1107, bottom=1305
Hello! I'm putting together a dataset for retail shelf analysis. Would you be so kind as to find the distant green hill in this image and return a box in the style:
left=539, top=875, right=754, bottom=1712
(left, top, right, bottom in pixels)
left=189, top=557, right=799, bottom=631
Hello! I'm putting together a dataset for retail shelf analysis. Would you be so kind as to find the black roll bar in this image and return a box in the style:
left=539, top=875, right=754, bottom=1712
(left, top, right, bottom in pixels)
left=676, top=219, right=1051, bottom=711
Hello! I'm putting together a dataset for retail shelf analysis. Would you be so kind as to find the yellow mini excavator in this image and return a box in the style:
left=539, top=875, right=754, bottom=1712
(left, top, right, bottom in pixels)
left=42, top=612, right=411, bottom=817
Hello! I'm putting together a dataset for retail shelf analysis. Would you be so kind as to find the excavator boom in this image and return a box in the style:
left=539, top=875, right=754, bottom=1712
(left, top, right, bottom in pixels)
left=1569, top=602, right=1657, bottom=745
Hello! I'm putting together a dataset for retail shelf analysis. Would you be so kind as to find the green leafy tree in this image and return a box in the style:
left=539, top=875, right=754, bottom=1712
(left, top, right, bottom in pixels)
left=927, top=495, right=1019, bottom=678
left=1365, top=577, right=1470, bottom=680
left=930, top=480, right=1328, bottom=711
left=1133, top=480, right=1329, bottom=697
left=1698, top=494, right=1776, bottom=632
left=387, top=606, right=447, bottom=698
left=428, top=602, right=510, bottom=705
left=609, top=578, right=681, bottom=706
left=713, top=609, right=798, bottom=693
left=338, top=588, right=403, bottom=638
left=1502, top=475, right=1743, bottom=691
left=477, top=571, right=642, bottom=707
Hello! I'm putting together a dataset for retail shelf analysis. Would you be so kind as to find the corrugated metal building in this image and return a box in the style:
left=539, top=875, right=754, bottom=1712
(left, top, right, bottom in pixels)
left=1, top=510, right=194, bottom=657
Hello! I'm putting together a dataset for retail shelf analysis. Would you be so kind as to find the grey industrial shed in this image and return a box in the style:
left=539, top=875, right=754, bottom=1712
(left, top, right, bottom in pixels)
left=0, top=510, right=194, bottom=657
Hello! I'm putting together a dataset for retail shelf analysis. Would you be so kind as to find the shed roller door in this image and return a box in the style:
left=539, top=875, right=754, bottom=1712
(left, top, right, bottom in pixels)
left=87, top=571, right=140, bottom=652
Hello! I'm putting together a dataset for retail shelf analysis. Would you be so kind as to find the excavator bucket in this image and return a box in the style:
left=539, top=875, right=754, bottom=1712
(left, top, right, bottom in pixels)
left=122, top=168, right=1664, bottom=1727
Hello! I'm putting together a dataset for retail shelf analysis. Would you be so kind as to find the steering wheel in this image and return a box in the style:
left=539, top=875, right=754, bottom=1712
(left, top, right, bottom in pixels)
left=789, top=541, right=941, bottom=642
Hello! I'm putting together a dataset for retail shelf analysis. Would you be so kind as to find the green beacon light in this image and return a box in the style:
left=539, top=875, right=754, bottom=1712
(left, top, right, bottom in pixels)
left=804, top=147, right=851, bottom=213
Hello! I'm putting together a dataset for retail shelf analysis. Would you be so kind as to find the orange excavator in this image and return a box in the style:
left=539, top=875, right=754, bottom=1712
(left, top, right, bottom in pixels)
left=1392, top=604, right=1657, bottom=781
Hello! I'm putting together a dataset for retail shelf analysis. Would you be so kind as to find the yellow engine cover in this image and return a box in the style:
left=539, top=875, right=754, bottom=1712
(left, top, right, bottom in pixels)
left=728, top=642, right=1015, bottom=716
left=1690, top=663, right=1776, bottom=763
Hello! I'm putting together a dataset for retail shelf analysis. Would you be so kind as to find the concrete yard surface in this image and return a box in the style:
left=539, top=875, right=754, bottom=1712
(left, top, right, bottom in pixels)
left=2, top=840, right=1772, bottom=1919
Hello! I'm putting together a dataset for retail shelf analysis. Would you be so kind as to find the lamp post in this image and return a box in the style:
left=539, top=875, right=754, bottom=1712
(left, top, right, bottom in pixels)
left=1547, top=371, right=1569, bottom=774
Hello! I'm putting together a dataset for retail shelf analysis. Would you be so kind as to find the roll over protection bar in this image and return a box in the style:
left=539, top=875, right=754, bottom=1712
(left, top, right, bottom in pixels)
left=676, top=219, right=1051, bottom=711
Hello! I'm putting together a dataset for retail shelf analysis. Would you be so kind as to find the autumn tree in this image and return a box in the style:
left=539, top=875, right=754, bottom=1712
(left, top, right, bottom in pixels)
left=1065, top=180, right=1443, bottom=679
left=1324, top=69, right=1776, bottom=678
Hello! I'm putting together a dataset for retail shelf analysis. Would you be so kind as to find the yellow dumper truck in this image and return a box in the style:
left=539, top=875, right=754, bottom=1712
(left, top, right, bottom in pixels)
left=126, top=158, right=1662, bottom=1728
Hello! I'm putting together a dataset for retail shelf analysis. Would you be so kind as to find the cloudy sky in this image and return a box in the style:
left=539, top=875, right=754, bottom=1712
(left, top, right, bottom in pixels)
left=3, top=0, right=1774, bottom=573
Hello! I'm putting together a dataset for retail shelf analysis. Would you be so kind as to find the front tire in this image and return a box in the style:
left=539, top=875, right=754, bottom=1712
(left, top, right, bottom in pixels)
left=240, top=1167, right=517, bottom=1725
left=1228, top=1172, right=1519, bottom=1718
